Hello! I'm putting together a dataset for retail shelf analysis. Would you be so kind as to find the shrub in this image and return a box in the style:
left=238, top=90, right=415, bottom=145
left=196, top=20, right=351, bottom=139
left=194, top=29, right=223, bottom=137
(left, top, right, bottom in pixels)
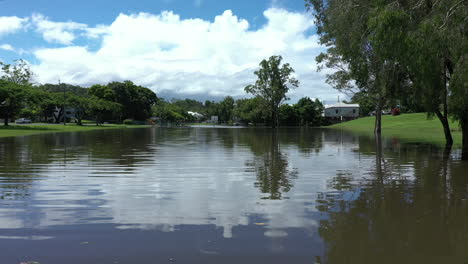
left=123, top=119, right=134, bottom=125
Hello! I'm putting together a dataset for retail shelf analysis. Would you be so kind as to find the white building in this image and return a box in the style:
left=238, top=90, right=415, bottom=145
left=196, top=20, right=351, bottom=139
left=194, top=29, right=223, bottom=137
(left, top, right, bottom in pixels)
left=324, top=102, right=360, bottom=120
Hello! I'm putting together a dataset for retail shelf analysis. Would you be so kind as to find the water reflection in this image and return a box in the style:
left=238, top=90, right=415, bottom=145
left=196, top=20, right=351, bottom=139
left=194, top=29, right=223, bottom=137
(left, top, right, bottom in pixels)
left=243, top=130, right=298, bottom=200
left=0, top=128, right=467, bottom=263
left=317, top=136, right=468, bottom=263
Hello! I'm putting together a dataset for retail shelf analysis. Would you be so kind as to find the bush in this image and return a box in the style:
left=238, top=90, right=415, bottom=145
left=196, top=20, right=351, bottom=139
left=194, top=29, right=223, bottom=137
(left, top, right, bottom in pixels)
left=123, top=119, right=134, bottom=125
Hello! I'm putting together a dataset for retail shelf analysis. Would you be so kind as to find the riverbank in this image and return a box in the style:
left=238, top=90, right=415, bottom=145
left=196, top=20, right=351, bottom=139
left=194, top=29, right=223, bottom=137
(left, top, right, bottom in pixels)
left=0, top=123, right=150, bottom=138
left=330, top=113, right=462, bottom=146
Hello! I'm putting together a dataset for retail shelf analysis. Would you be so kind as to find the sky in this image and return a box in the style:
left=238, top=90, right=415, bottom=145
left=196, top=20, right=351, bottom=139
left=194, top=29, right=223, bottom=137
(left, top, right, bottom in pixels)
left=0, top=0, right=343, bottom=103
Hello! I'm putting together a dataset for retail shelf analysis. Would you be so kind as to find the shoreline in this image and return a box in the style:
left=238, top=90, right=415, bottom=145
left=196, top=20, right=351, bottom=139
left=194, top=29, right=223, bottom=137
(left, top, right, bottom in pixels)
left=0, top=123, right=151, bottom=138
left=328, top=113, right=462, bottom=147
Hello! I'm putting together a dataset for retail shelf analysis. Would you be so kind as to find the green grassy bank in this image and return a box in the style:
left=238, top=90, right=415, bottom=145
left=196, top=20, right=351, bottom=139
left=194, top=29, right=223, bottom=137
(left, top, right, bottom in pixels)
left=330, top=113, right=462, bottom=146
left=0, top=123, right=150, bottom=138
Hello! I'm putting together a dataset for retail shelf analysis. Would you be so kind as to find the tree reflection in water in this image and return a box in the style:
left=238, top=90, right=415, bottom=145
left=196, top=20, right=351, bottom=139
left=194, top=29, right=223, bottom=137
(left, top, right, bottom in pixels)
left=241, top=128, right=324, bottom=200
left=247, top=130, right=298, bottom=200
left=316, top=136, right=468, bottom=264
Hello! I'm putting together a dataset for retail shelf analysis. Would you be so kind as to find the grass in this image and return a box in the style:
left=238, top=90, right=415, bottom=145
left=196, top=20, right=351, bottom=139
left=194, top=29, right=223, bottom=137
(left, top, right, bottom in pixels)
left=329, top=113, right=462, bottom=146
left=0, top=123, right=150, bottom=138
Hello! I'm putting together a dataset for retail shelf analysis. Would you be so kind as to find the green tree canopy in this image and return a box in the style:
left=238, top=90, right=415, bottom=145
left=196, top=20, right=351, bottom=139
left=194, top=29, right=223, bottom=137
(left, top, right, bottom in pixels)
left=245, top=55, right=299, bottom=128
left=89, top=81, right=158, bottom=122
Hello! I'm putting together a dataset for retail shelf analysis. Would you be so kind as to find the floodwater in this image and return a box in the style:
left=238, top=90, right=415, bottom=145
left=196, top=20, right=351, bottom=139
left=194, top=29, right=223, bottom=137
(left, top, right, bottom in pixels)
left=0, top=127, right=467, bottom=264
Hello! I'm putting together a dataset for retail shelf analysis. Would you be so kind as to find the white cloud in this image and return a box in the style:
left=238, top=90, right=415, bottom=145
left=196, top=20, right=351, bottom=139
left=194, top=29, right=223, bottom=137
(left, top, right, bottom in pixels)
left=0, top=16, right=28, bottom=37
left=32, top=14, right=88, bottom=45
left=0, top=44, right=14, bottom=51
left=30, top=8, right=340, bottom=102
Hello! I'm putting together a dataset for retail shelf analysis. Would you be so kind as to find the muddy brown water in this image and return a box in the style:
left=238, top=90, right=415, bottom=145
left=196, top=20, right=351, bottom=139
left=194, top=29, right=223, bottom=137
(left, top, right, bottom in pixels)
left=0, top=127, right=467, bottom=264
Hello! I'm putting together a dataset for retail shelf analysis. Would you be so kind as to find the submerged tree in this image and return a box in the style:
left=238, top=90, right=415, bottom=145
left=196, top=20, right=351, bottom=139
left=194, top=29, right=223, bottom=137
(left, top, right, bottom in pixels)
left=306, top=0, right=467, bottom=149
left=306, top=0, right=409, bottom=136
left=245, top=55, right=299, bottom=128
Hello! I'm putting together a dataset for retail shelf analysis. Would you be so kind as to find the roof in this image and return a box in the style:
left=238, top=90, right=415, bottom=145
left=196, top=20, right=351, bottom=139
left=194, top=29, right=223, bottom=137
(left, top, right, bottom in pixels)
left=325, top=102, right=360, bottom=109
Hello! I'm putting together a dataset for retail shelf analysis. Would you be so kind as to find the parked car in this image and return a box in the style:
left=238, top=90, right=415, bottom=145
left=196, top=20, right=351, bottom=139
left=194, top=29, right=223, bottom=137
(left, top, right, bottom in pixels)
left=15, top=118, right=32, bottom=124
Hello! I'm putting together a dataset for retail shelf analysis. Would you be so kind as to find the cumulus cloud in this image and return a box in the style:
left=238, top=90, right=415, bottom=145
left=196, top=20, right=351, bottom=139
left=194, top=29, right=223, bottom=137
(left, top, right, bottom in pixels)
left=30, top=8, right=339, bottom=102
left=0, top=44, right=14, bottom=51
left=0, top=16, right=28, bottom=37
left=31, top=14, right=88, bottom=45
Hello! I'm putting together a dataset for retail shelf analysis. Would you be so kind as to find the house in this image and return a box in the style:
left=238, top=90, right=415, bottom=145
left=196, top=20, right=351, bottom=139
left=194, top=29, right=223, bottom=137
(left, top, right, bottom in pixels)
left=324, top=102, right=360, bottom=122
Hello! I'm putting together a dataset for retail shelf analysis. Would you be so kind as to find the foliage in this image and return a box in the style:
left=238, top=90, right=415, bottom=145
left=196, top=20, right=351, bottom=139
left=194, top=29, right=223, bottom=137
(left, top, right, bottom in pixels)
left=89, top=81, right=158, bottom=121
left=172, top=99, right=206, bottom=114
left=123, top=119, right=134, bottom=125
left=295, top=97, right=324, bottom=126
left=0, top=59, right=33, bottom=85
left=0, top=80, right=34, bottom=125
left=245, top=55, right=299, bottom=128
left=152, top=100, right=191, bottom=123
left=234, top=97, right=269, bottom=125
left=278, top=104, right=299, bottom=126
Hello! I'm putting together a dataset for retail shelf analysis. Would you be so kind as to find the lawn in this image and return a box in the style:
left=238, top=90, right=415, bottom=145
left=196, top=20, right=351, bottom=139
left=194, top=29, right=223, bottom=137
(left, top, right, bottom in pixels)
left=329, top=113, right=462, bottom=146
left=0, top=123, right=151, bottom=138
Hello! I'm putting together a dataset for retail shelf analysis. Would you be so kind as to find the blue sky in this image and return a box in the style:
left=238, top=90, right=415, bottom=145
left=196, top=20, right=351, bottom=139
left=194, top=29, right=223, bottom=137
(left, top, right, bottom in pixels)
left=0, top=0, right=342, bottom=103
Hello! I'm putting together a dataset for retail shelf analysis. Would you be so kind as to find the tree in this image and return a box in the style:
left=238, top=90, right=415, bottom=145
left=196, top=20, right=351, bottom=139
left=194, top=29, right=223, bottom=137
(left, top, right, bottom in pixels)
left=86, top=96, right=122, bottom=126
left=245, top=55, right=299, bottom=128
left=306, top=0, right=409, bottom=135
left=306, top=0, right=467, bottom=147
left=279, top=104, right=299, bottom=126
left=0, top=59, right=33, bottom=85
left=234, top=97, right=269, bottom=125
left=348, top=91, right=376, bottom=117
left=295, top=97, right=324, bottom=126
left=218, top=96, right=235, bottom=123
left=0, top=80, right=33, bottom=125
left=0, top=60, right=34, bottom=125
left=89, top=81, right=158, bottom=122
left=152, top=100, right=190, bottom=123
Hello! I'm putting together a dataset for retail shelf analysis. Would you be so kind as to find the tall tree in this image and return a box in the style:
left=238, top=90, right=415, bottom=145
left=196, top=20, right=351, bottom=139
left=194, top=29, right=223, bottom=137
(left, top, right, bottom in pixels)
left=307, top=0, right=409, bottom=135
left=0, top=60, right=34, bottom=125
left=306, top=0, right=467, bottom=147
left=245, top=55, right=299, bottom=128
left=0, top=80, right=32, bottom=125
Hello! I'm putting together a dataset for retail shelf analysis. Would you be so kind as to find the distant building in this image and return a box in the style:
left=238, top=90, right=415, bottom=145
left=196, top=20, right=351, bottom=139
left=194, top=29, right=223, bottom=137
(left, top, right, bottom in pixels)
left=324, top=102, right=360, bottom=122
left=210, top=116, right=219, bottom=123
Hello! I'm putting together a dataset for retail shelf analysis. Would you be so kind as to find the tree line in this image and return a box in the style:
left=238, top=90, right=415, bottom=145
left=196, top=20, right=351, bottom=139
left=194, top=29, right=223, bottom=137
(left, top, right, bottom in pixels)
left=305, top=0, right=467, bottom=157
left=0, top=60, right=158, bottom=125
left=154, top=95, right=325, bottom=127
left=1, top=57, right=325, bottom=127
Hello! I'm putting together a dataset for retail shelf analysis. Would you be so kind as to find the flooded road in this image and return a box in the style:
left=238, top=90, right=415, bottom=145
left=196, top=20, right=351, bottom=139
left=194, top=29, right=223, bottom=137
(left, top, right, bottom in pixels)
left=1, top=127, right=467, bottom=263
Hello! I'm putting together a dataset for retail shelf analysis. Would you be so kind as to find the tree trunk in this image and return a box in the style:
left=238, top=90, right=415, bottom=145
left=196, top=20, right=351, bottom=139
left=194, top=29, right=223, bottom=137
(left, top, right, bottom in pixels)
left=374, top=97, right=382, bottom=136
left=462, top=120, right=468, bottom=160
left=375, top=133, right=383, bottom=184
left=271, top=108, right=278, bottom=128
left=4, top=113, right=8, bottom=126
left=435, top=110, right=453, bottom=146
left=434, top=64, right=454, bottom=146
